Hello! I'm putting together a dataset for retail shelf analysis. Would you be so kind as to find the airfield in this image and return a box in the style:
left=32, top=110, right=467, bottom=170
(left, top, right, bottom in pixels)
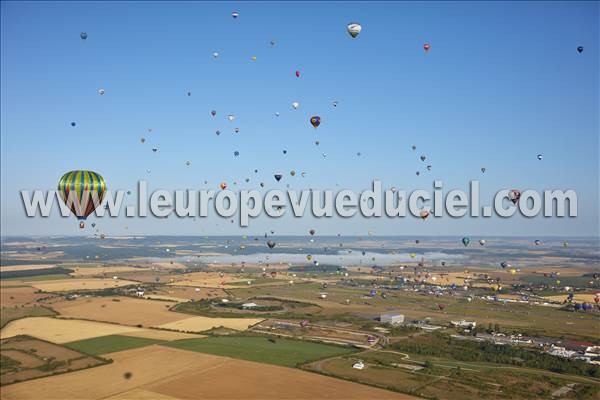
left=1, top=236, right=599, bottom=399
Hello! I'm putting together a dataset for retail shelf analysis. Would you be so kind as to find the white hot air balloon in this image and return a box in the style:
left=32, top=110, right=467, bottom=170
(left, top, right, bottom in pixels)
left=347, top=22, right=362, bottom=38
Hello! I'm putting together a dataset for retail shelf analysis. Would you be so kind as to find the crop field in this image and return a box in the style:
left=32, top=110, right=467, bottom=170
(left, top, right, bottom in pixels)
left=27, top=278, right=138, bottom=292
left=0, top=285, right=51, bottom=307
left=0, top=264, right=58, bottom=273
left=165, top=335, right=357, bottom=367
left=1, top=336, right=106, bottom=386
left=65, top=335, right=166, bottom=355
left=49, top=296, right=186, bottom=326
left=0, top=345, right=413, bottom=399
left=1, top=317, right=201, bottom=343
left=156, top=316, right=263, bottom=332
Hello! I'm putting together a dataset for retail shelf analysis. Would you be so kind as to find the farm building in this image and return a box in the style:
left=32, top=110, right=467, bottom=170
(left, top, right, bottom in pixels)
left=380, top=312, right=404, bottom=325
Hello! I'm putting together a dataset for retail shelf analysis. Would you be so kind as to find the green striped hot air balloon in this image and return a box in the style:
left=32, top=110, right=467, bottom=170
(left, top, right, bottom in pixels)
left=58, top=170, right=106, bottom=228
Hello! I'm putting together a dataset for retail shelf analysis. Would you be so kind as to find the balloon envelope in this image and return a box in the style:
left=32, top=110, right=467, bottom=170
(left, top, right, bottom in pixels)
left=347, top=22, right=362, bottom=38
left=58, top=170, right=106, bottom=220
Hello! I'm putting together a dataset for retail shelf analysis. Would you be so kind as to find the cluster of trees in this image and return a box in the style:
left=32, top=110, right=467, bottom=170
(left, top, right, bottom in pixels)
left=392, top=332, right=600, bottom=378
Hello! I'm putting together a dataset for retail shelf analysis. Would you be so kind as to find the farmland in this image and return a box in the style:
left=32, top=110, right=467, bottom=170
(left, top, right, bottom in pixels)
left=65, top=335, right=166, bottom=355
left=49, top=296, right=185, bottom=326
left=165, top=335, right=357, bottom=367
left=1, top=336, right=106, bottom=386
left=1, top=345, right=413, bottom=399
left=0, top=317, right=201, bottom=343
left=156, top=316, right=263, bottom=332
left=28, top=278, right=138, bottom=292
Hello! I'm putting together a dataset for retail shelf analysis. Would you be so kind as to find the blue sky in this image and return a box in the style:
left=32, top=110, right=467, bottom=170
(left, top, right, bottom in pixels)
left=1, top=1, right=598, bottom=237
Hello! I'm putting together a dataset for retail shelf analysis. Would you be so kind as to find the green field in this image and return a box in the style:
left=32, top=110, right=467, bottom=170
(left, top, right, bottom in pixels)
left=65, top=335, right=165, bottom=355
left=165, top=335, right=356, bottom=367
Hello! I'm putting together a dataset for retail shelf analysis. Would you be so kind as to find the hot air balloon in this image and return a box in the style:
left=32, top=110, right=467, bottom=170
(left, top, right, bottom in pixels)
left=71, top=122, right=76, bottom=127
left=577, top=46, right=584, bottom=53
left=423, top=43, right=430, bottom=52
left=537, top=154, right=543, bottom=160
left=479, top=239, right=486, bottom=246
left=274, top=173, right=283, bottom=182
left=98, top=89, right=105, bottom=96
left=419, top=210, right=430, bottom=220
left=292, top=101, right=300, bottom=110
left=212, top=52, right=219, bottom=59
left=534, top=239, right=542, bottom=246
left=437, top=303, right=445, bottom=310
left=220, top=182, right=227, bottom=190
left=481, top=167, right=486, bottom=173
left=234, top=151, right=240, bottom=157
left=267, top=240, right=276, bottom=249
left=309, top=229, right=316, bottom=236
left=462, top=237, right=470, bottom=247
left=80, top=32, right=88, bottom=40
left=290, top=170, right=296, bottom=176
left=500, top=261, right=510, bottom=269
left=58, top=171, right=106, bottom=228
left=185, top=161, right=191, bottom=166
left=295, top=70, right=300, bottom=78
left=231, top=11, right=239, bottom=19
left=332, top=101, right=339, bottom=108
left=347, top=22, right=362, bottom=38
left=227, top=114, right=235, bottom=122
left=509, top=189, right=521, bottom=204
left=310, top=116, right=321, bottom=128
left=211, top=110, right=217, bottom=117
left=420, top=155, right=426, bottom=162
left=140, top=138, right=145, bottom=144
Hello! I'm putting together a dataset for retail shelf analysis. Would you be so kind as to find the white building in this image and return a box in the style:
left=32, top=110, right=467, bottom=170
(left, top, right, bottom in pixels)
left=380, top=312, right=405, bottom=325
left=352, top=361, right=365, bottom=370
left=241, top=302, right=258, bottom=309
left=450, top=320, right=477, bottom=329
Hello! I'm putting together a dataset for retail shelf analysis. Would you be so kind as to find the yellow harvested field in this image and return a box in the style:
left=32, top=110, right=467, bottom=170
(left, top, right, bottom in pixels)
left=104, top=389, right=180, bottom=400
left=1, top=285, right=50, bottom=307
left=69, top=266, right=147, bottom=277
left=0, top=264, right=57, bottom=272
left=156, top=316, right=263, bottom=332
left=166, top=271, right=279, bottom=288
left=1, top=346, right=414, bottom=400
left=0, top=317, right=200, bottom=343
left=28, top=278, right=137, bottom=292
left=50, top=296, right=187, bottom=326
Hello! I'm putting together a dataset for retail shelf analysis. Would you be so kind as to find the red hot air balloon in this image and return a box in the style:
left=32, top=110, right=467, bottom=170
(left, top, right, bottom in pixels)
left=423, top=43, right=430, bottom=52
left=295, top=70, right=300, bottom=78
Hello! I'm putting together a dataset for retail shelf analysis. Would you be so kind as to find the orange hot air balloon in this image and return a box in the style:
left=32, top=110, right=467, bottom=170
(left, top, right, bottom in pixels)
left=220, top=182, right=227, bottom=190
